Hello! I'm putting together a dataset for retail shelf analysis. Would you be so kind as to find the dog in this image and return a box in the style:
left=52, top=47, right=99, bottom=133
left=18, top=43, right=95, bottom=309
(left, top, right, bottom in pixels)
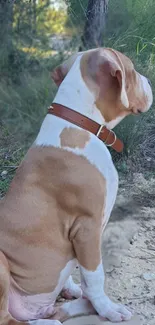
left=0, top=48, right=153, bottom=325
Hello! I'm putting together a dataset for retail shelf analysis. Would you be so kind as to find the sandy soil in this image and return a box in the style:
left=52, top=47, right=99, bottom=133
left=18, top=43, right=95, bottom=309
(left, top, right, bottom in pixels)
left=71, top=173, right=155, bottom=325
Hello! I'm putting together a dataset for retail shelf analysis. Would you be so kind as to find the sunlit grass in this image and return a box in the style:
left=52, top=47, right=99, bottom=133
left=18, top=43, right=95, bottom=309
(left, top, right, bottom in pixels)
left=20, top=46, right=57, bottom=57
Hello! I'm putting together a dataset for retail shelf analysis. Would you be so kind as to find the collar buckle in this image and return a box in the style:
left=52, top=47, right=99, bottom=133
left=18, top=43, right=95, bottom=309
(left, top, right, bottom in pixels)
left=106, top=130, right=117, bottom=147
left=96, top=125, right=117, bottom=147
left=96, top=124, right=105, bottom=137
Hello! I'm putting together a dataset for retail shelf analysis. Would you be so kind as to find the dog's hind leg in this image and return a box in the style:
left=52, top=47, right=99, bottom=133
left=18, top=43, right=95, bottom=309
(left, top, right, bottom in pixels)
left=0, top=251, right=26, bottom=325
left=0, top=253, right=62, bottom=325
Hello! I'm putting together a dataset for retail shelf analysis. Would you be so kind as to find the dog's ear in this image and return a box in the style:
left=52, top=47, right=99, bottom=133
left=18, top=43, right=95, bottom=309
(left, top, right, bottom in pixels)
left=51, top=66, right=65, bottom=86
left=51, top=53, right=82, bottom=86
left=87, top=49, right=129, bottom=109
left=108, top=57, right=129, bottom=108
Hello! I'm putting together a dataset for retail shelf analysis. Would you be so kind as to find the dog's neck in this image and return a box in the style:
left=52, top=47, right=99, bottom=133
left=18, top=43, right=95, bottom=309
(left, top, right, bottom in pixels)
left=53, top=56, right=104, bottom=125
left=53, top=57, right=125, bottom=129
left=35, top=57, right=125, bottom=146
left=35, top=57, right=106, bottom=146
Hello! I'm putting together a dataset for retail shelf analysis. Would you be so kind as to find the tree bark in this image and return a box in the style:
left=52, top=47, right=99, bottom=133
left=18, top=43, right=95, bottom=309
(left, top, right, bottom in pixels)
left=80, top=0, right=109, bottom=50
left=33, top=0, right=37, bottom=36
left=0, top=0, right=14, bottom=58
left=0, top=0, right=14, bottom=43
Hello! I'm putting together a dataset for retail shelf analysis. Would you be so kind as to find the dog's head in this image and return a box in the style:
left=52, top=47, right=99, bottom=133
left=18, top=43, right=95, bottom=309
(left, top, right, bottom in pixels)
left=52, top=48, right=153, bottom=129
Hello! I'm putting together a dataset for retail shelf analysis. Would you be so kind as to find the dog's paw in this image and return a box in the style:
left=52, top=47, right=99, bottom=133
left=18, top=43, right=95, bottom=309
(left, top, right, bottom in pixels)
left=61, top=277, right=82, bottom=300
left=94, top=296, right=132, bottom=322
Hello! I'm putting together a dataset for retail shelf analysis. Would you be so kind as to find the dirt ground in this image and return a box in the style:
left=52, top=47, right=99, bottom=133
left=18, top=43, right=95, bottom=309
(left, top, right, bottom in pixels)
left=72, top=173, right=155, bottom=325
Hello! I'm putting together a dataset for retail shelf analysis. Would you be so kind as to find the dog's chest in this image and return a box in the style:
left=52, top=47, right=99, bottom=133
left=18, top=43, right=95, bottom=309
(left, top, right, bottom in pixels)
left=35, top=114, right=119, bottom=220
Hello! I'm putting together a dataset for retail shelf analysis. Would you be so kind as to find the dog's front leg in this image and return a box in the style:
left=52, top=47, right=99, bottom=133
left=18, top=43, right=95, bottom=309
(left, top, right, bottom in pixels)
left=71, top=219, right=132, bottom=322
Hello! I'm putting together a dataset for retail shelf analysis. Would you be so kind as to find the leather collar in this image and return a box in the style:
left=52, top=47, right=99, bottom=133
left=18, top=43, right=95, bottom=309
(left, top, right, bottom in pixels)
left=48, top=103, right=124, bottom=153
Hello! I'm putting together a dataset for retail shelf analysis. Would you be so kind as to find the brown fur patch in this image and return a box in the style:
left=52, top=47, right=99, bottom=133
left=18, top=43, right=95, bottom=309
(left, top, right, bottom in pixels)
left=80, top=48, right=149, bottom=122
left=60, top=127, right=90, bottom=149
left=0, top=146, right=106, bottom=294
left=52, top=48, right=150, bottom=124
left=0, top=252, right=26, bottom=325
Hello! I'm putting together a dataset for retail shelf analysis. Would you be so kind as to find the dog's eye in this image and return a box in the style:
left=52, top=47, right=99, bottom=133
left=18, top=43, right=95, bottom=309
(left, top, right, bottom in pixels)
left=147, top=78, right=152, bottom=87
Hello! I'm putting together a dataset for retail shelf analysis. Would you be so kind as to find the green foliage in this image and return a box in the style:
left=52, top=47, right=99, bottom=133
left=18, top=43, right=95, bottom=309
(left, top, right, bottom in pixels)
left=106, top=0, right=132, bottom=38
left=13, top=0, right=67, bottom=46
left=37, top=8, right=67, bottom=36
left=0, top=126, right=25, bottom=197
left=0, top=51, right=62, bottom=141
left=106, top=0, right=155, bottom=56
left=0, top=0, right=66, bottom=149
left=65, top=0, right=88, bottom=32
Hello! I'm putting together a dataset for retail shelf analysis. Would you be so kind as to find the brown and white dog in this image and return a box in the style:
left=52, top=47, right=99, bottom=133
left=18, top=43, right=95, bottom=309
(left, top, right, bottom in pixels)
left=0, top=48, right=153, bottom=325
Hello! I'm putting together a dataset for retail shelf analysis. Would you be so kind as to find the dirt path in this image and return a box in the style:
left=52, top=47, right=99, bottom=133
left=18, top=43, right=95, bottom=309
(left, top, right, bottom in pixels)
left=72, top=173, right=155, bottom=325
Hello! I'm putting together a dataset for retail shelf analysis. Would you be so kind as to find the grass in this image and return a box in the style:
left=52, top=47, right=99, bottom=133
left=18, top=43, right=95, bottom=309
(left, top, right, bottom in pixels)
left=106, top=34, right=155, bottom=174
left=0, top=126, right=25, bottom=197
left=0, top=49, right=64, bottom=143
left=0, top=48, right=62, bottom=197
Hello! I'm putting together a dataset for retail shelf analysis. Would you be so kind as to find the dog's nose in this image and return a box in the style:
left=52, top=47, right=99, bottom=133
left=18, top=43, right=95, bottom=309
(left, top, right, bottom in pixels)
left=147, top=78, right=152, bottom=87
left=132, top=108, right=142, bottom=115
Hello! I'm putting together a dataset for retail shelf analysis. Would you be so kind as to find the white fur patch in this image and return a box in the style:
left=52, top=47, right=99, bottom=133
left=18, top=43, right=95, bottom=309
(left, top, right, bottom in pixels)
left=80, top=262, right=105, bottom=300
left=61, top=297, right=95, bottom=317
left=53, top=55, right=104, bottom=125
left=79, top=262, right=132, bottom=322
left=62, top=275, right=82, bottom=298
left=139, top=74, right=153, bottom=110
left=105, top=115, right=126, bottom=130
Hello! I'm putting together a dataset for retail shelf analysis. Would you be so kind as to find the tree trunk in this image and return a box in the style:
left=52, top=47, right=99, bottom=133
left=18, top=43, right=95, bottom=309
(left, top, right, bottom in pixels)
left=33, top=0, right=37, bottom=36
left=0, top=0, right=14, bottom=46
left=80, top=0, right=109, bottom=50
